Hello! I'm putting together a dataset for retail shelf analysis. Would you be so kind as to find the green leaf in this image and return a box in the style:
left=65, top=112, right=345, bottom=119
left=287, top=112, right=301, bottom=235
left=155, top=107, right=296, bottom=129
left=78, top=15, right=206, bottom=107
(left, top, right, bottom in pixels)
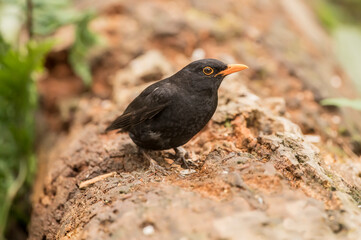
left=69, top=12, right=98, bottom=87
left=313, top=1, right=342, bottom=30
left=32, top=0, right=81, bottom=35
left=321, top=98, right=361, bottom=111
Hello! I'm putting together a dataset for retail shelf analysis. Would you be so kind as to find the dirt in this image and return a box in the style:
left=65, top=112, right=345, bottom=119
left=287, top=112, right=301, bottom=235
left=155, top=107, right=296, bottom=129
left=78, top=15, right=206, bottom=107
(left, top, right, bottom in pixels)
left=30, top=0, right=361, bottom=239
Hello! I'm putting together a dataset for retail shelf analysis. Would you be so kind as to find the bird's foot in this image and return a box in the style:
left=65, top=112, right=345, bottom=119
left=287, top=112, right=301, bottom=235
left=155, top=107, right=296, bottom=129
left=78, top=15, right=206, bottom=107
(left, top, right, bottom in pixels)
left=141, top=150, right=168, bottom=176
left=173, top=147, right=195, bottom=169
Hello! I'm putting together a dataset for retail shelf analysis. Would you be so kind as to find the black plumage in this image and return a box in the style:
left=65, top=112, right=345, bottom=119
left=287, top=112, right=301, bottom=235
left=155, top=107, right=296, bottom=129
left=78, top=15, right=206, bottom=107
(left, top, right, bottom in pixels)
left=106, top=59, right=248, bottom=152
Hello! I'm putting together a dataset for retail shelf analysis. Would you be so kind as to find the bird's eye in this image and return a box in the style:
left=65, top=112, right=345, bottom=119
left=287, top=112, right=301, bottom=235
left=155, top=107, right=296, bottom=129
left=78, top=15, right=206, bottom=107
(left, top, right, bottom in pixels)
left=203, top=66, right=214, bottom=75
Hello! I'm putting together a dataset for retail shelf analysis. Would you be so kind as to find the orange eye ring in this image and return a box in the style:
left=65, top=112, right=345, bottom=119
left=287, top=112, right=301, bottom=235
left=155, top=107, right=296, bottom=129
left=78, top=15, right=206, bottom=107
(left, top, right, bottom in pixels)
left=203, top=66, right=214, bottom=75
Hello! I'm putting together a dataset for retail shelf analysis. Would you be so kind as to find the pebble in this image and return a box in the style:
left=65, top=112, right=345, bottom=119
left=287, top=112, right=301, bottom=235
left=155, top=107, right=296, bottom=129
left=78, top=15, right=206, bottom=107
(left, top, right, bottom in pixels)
left=143, top=225, right=155, bottom=235
left=180, top=169, right=196, bottom=175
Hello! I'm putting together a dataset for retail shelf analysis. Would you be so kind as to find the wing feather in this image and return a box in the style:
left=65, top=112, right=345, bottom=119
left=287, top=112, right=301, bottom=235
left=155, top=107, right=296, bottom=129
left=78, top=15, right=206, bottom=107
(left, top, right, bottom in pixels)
left=105, top=103, right=167, bottom=132
left=106, top=81, right=172, bottom=132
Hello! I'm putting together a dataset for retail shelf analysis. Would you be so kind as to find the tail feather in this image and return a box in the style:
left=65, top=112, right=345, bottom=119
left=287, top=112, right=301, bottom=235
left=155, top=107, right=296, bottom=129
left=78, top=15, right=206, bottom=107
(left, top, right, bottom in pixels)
left=105, top=114, right=131, bottom=132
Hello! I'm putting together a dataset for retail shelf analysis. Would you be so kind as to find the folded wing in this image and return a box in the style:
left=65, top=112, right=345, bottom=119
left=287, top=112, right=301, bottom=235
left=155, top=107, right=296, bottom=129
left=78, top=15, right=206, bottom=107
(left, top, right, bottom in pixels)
left=105, top=82, right=172, bottom=132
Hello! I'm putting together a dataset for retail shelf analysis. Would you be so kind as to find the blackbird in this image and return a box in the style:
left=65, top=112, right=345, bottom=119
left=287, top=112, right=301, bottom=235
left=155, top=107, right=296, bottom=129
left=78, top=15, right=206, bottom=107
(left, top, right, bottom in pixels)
left=106, top=59, right=248, bottom=168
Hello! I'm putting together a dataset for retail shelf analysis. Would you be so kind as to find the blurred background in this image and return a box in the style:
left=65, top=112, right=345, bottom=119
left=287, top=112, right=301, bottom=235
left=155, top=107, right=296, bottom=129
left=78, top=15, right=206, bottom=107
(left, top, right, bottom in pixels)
left=0, top=0, right=361, bottom=239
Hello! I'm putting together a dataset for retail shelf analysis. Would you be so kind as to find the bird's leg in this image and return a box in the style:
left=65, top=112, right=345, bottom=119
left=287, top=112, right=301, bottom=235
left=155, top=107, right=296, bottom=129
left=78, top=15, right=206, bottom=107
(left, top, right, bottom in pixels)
left=173, top=147, right=193, bottom=169
left=139, top=148, right=168, bottom=175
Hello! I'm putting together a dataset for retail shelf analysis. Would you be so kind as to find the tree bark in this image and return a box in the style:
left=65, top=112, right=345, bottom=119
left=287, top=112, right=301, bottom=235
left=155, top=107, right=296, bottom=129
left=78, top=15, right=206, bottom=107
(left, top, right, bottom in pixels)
left=30, top=0, right=361, bottom=239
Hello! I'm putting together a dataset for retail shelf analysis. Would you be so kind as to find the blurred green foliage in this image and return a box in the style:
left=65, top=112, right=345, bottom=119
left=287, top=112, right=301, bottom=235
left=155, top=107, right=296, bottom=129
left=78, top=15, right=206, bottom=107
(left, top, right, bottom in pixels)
left=32, top=0, right=84, bottom=35
left=333, top=0, right=361, bottom=23
left=0, top=0, right=98, bottom=239
left=32, top=0, right=98, bottom=87
left=313, top=0, right=361, bottom=109
left=314, top=0, right=361, bottom=30
left=70, top=12, right=98, bottom=87
left=0, top=0, right=98, bottom=86
left=321, top=98, right=361, bottom=111
left=0, top=36, right=53, bottom=239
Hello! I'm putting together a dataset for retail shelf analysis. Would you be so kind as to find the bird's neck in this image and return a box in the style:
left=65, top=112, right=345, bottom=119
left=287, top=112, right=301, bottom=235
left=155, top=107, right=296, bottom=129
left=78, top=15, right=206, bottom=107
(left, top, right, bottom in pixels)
left=194, top=87, right=218, bottom=98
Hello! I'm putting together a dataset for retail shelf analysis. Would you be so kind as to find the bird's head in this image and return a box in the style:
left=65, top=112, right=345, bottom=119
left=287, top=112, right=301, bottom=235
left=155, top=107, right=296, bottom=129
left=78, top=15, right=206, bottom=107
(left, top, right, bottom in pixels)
left=175, top=59, right=248, bottom=91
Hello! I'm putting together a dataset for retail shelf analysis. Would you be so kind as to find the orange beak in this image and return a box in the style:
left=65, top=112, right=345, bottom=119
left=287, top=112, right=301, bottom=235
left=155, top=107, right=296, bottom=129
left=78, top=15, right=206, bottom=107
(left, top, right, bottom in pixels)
left=216, top=64, right=248, bottom=76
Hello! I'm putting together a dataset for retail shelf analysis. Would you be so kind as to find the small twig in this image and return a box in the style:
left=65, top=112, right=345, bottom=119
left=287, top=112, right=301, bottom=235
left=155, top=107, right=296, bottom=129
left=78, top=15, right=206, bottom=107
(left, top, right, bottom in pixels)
left=78, top=172, right=117, bottom=189
left=109, top=154, right=124, bottom=158
left=119, top=193, right=132, bottom=200
left=26, top=0, right=33, bottom=39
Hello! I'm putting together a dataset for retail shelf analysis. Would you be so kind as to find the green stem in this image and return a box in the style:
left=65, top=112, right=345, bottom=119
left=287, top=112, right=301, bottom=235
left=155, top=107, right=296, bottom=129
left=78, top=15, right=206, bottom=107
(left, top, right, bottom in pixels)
left=0, top=160, right=27, bottom=240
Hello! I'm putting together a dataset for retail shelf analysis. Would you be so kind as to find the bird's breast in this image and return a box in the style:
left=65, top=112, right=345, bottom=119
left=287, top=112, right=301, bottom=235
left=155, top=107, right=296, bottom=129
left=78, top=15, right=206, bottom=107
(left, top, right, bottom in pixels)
left=164, top=93, right=217, bottom=131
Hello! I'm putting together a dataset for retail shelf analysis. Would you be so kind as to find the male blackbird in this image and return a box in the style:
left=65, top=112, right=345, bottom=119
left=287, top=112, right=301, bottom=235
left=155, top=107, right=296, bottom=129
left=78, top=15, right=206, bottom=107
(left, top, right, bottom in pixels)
left=106, top=59, right=248, bottom=168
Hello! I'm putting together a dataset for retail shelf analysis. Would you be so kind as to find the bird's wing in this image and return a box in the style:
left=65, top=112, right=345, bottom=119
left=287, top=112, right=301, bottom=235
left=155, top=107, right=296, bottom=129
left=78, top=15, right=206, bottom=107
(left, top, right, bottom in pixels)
left=106, top=82, right=172, bottom=132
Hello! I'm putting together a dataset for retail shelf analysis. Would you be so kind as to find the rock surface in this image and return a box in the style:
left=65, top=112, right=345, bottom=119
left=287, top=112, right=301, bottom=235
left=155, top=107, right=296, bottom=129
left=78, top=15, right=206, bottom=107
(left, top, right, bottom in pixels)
left=30, top=74, right=361, bottom=240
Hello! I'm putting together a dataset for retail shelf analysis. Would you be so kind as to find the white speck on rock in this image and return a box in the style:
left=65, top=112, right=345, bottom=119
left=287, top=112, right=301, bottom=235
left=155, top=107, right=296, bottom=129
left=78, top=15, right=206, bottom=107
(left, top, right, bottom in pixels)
left=180, top=169, right=196, bottom=175
left=143, top=225, right=155, bottom=235
left=256, top=195, right=264, bottom=205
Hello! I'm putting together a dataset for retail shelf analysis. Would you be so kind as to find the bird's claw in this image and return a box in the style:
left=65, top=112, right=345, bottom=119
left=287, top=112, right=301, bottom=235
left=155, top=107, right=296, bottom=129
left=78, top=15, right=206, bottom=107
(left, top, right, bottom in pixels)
left=147, top=159, right=168, bottom=176
left=141, top=149, right=168, bottom=176
left=173, top=147, right=195, bottom=169
left=178, top=156, right=197, bottom=169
